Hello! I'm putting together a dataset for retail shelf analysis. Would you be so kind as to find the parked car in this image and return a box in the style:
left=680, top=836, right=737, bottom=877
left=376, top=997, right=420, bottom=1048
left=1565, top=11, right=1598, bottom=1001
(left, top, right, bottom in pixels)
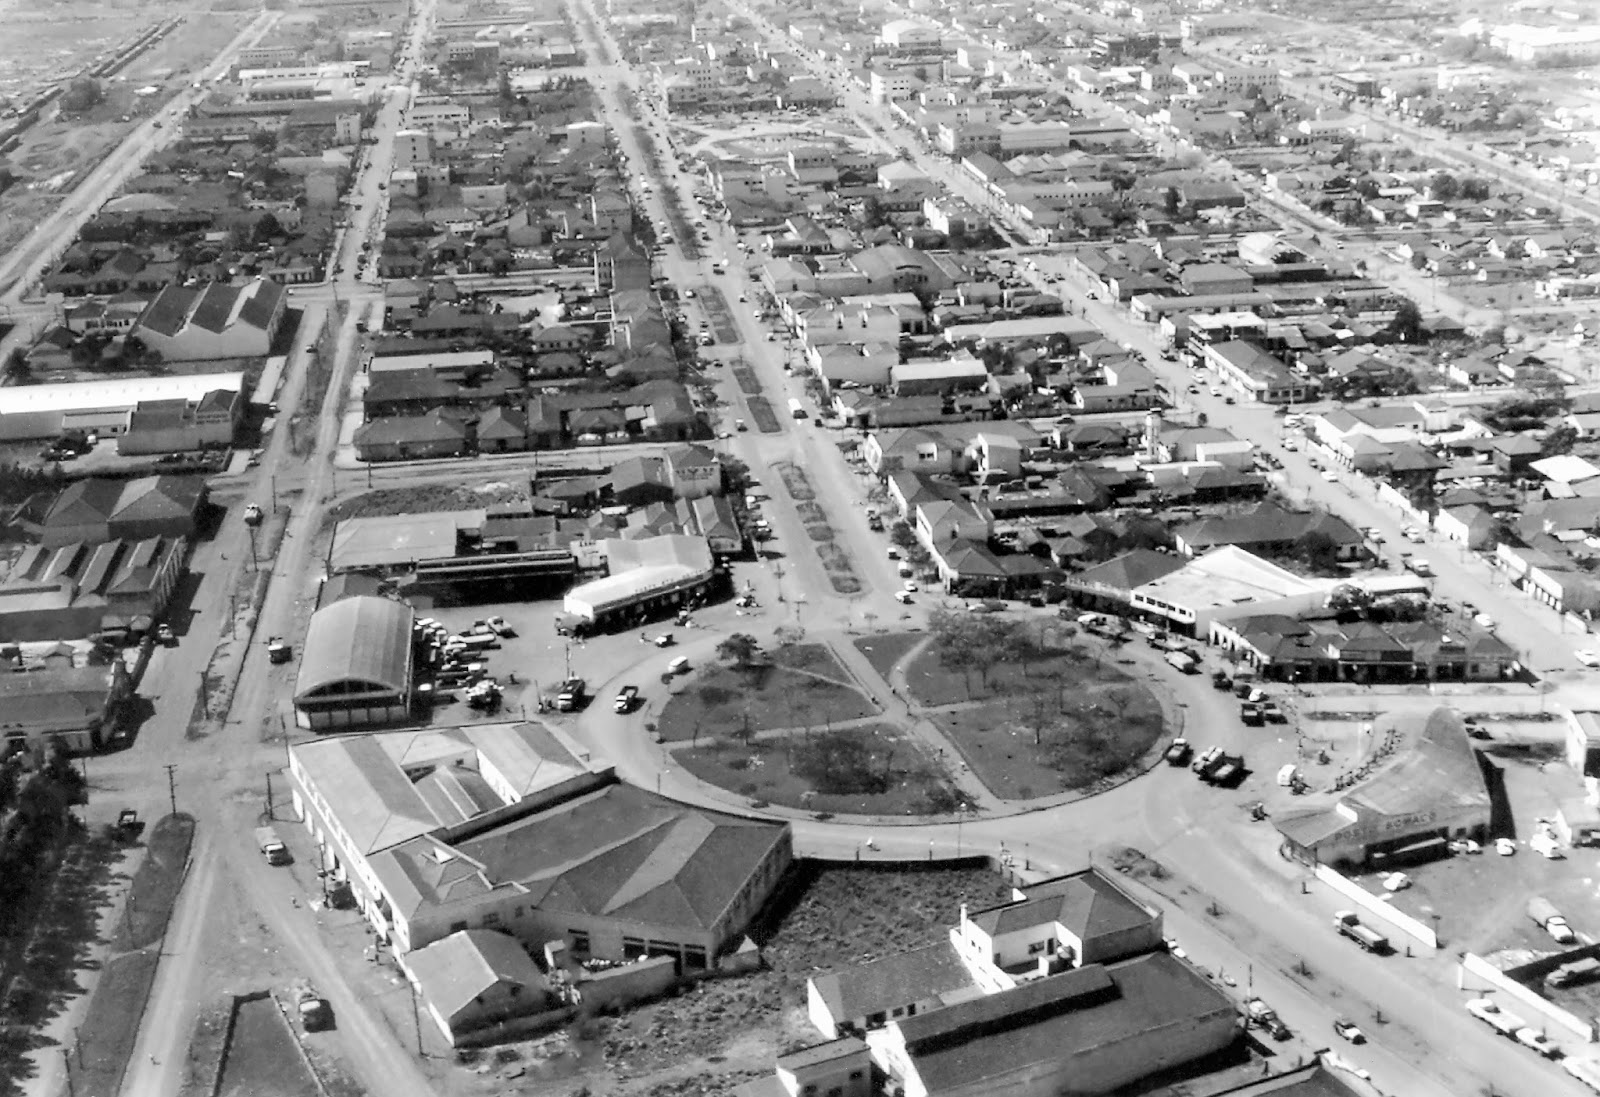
left=1333, top=1019, right=1365, bottom=1044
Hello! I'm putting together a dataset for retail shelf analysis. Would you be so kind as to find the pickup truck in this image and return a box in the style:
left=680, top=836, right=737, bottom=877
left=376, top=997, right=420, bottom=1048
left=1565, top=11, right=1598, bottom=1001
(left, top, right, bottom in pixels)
left=1466, top=997, right=1526, bottom=1036
left=1529, top=896, right=1577, bottom=944
left=1333, top=910, right=1389, bottom=953
left=1204, top=753, right=1244, bottom=786
left=1245, top=997, right=1290, bottom=1040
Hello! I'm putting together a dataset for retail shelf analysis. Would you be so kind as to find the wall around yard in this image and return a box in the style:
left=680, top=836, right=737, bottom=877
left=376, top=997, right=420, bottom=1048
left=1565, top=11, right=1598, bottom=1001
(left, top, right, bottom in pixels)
left=1460, top=953, right=1596, bottom=1042
left=1314, top=864, right=1438, bottom=950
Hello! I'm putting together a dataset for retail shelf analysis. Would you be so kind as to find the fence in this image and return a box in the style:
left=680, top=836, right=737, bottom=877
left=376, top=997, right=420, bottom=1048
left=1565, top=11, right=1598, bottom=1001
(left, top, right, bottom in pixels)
left=1460, top=952, right=1596, bottom=1042
left=1313, top=864, right=1438, bottom=950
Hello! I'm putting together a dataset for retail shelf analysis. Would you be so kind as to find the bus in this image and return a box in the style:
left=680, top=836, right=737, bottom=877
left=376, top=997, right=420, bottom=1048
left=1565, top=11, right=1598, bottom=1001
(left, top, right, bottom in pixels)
left=787, top=398, right=807, bottom=420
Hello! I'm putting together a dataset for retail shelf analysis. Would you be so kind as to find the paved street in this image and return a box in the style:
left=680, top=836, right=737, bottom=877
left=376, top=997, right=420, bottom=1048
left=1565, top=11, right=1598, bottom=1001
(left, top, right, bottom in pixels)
left=6, top=2, right=1594, bottom=1094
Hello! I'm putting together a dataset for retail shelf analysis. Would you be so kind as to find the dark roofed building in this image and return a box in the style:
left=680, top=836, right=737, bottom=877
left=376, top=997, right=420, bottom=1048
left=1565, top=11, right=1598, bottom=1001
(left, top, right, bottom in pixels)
left=880, top=952, right=1237, bottom=1097
left=131, top=278, right=287, bottom=361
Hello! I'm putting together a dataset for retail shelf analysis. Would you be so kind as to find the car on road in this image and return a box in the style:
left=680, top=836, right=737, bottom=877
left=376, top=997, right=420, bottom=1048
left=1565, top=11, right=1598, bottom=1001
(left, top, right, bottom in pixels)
left=1474, top=613, right=1496, bottom=630
left=894, top=590, right=913, bottom=604
left=1381, top=871, right=1411, bottom=892
left=157, top=623, right=176, bottom=646
left=1402, top=526, right=1425, bottom=543
left=667, top=655, right=690, bottom=675
left=1333, top=1019, right=1365, bottom=1044
left=1321, top=469, right=1338, bottom=482
left=613, top=685, right=639, bottom=713
left=1496, top=838, right=1517, bottom=856
left=903, top=580, right=918, bottom=592
left=1578, top=650, right=1600, bottom=667
left=1209, top=386, right=1221, bottom=396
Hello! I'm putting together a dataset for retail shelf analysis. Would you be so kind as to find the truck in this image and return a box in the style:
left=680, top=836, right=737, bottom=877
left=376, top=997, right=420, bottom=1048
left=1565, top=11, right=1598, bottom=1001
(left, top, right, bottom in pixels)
left=255, top=826, right=290, bottom=866
left=1528, top=896, right=1577, bottom=944
left=1244, top=997, right=1290, bottom=1039
left=1164, top=651, right=1199, bottom=674
left=293, top=981, right=333, bottom=1031
left=1206, top=753, right=1244, bottom=786
left=787, top=397, right=808, bottom=420
left=1333, top=911, right=1389, bottom=953
left=556, top=677, right=587, bottom=711
left=1546, top=957, right=1600, bottom=989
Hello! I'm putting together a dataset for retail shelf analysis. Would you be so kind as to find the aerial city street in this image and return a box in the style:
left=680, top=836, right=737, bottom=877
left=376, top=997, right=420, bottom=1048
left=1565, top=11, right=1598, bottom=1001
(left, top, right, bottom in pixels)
left=0, top=0, right=1598, bottom=1094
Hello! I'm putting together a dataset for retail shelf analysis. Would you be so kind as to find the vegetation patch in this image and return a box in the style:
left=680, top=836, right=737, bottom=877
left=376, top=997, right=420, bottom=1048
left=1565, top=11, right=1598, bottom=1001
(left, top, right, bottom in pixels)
left=591, top=863, right=1009, bottom=1085
left=676, top=725, right=961, bottom=815
left=745, top=397, right=781, bottom=433
left=932, top=682, right=1163, bottom=799
left=656, top=666, right=875, bottom=743
left=325, top=482, right=532, bottom=523
left=852, top=633, right=926, bottom=684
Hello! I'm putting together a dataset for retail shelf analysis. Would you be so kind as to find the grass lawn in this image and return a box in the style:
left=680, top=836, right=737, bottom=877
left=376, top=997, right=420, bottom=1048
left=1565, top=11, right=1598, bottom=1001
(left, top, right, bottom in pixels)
left=852, top=632, right=926, bottom=684
left=593, top=863, right=1010, bottom=1084
left=674, top=724, right=961, bottom=815
left=931, top=674, right=1165, bottom=799
left=765, top=642, right=855, bottom=685
left=656, top=665, right=876, bottom=742
left=903, top=637, right=1130, bottom=708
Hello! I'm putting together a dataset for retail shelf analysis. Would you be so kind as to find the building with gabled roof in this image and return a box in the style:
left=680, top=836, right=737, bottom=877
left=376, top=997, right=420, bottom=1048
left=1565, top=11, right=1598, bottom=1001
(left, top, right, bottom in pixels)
left=131, top=278, right=288, bottom=361
left=290, top=720, right=791, bottom=966
left=1276, top=707, right=1490, bottom=867
left=401, top=928, right=550, bottom=1045
left=37, top=475, right=207, bottom=547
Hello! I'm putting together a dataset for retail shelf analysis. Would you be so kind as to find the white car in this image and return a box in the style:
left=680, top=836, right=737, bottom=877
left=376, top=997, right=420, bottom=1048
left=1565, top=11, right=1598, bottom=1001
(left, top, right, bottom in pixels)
left=667, top=655, right=690, bottom=675
left=1474, top=613, right=1496, bottom=630
left=1579, top=650, right=1600, bottom=667
left=1321, top=470, right=1338, bottom=482
left=903, top=580, right=918, bottom=593
left=894, top=590, right=913, bottom=604
left=1496, top=838, right=1517, bottom=856
left=1516, top=1027, right=1560, bottom=1058
left=1381, top=871, right=1411, bottom=892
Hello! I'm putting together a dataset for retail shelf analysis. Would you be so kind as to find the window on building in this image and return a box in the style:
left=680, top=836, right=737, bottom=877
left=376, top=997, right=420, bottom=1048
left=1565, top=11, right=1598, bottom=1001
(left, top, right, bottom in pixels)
left=684, top=946, right=707, bottom=970
left=623, top=936, right=647, bottom=959
left=570, top=930, right=591, bottom=953
left=849, top=1070, right=864, bottom=1080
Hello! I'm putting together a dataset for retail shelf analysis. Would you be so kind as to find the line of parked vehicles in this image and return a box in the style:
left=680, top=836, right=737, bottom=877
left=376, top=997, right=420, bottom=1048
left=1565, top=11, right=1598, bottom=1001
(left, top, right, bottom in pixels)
left=416, top=616, right=516, bottom=709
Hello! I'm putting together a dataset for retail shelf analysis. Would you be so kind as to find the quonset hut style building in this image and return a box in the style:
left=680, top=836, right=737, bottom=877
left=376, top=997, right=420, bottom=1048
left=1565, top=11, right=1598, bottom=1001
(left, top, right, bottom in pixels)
left=292, top=595, right=415, bottom=730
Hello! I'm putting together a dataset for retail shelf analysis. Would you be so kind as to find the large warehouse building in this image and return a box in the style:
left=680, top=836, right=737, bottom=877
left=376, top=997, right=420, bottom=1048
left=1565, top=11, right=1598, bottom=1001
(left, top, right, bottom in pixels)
left=292, top=595, right=415, bottom=729
left=0, top=373, right=245, bottom=442
left=288, top=721, right=793, bottom=967
left=1276, top=706, right=1490, bottom=867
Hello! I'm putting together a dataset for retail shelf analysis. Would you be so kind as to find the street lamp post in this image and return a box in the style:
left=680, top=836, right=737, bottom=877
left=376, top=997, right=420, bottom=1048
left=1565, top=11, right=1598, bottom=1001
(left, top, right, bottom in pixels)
left=956, top=802, right=967, bottom=857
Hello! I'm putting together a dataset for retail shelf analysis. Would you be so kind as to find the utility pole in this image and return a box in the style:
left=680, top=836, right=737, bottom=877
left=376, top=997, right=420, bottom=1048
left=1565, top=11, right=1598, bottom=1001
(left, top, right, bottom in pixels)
left=265, top=772, right=274, bottom=820
left=164, top=764, right=177, bottom=816
left=409, top=978, right=425, bottom=1056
